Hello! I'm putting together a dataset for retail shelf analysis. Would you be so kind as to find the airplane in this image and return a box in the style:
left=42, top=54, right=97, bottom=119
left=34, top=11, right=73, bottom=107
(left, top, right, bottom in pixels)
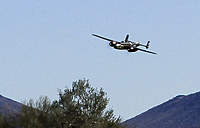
left=92, top=34, right=157, bottom=54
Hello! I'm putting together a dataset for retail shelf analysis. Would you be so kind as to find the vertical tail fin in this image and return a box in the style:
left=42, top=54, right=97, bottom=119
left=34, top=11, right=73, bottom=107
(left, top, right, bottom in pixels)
left=146, top=41, right=150, bottom=49
left=125, top=34, right=129, bottom=42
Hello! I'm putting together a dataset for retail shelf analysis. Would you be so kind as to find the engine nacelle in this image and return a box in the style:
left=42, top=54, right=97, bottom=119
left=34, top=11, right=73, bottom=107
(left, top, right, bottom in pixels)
left=128, top=48, right=138, bottom=52
left=109, top=41, right=117, bottom=47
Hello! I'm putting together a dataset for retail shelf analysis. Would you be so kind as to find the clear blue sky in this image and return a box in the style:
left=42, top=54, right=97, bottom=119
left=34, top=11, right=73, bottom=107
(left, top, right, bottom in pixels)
left=0, top=0, right=200, bottom=120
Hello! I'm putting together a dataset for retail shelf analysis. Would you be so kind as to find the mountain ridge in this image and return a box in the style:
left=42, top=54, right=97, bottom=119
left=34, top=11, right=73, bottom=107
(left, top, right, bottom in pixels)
left=123, top=91, right=200, bottom=128
left=0, top=94, right=22, bottom=116
left=1, top=91, right=200, bottom=128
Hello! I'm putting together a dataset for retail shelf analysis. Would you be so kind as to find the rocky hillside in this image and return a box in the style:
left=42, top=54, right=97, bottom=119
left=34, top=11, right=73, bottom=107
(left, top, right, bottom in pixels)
left=123, top=91, right=200, bottom=128
left=0, top=95, right=22, bottom=116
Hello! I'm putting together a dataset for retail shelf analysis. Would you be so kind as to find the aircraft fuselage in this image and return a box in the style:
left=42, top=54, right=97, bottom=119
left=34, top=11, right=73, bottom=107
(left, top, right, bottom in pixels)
left=111, top=41, right=139, bottom=51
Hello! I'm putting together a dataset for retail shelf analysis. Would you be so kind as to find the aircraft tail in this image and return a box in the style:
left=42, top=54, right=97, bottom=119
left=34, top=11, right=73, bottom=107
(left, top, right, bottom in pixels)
left=146, top=41, right=150, bottom=49
left=125, top=34, right=129, bottom=42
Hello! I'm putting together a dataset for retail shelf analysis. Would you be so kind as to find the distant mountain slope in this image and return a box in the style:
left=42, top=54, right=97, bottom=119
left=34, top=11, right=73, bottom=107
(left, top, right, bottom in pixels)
left=0, top=95, right=22, bottom=116
left=123, top=91, right=200, bottom=128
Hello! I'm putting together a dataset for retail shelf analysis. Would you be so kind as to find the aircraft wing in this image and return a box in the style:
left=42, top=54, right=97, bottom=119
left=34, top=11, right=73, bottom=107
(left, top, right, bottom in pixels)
left=136, top=48, right=157, bottom=55
left=92, top=34, right=118, bottom=42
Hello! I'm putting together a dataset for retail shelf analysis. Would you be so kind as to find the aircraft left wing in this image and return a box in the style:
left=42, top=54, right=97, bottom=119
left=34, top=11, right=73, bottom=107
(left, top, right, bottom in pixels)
left=136, top=48, right=157, bottom=55
left=92, top=34, right=118, bottom=42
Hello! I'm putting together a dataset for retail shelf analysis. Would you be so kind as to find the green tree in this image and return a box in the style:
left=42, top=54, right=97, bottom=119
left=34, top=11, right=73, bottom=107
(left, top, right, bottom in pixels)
left=0, top=113, right=18, bottom=128
left=19, top=97, right=57, bottom=128
left=0, top=114, right=6, bottom=127
left=18, top=79, right=123, bottom=128
left=51, top=79, right=123, bottom=128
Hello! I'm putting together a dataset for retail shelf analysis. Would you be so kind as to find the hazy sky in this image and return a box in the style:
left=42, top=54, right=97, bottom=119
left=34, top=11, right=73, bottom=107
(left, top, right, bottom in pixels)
left=0, top=0, right=200, bottom=120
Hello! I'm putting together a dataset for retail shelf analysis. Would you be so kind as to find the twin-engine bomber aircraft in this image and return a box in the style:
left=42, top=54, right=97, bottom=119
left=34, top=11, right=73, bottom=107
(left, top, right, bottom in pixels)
left=92, top=34, right=157, bottom=54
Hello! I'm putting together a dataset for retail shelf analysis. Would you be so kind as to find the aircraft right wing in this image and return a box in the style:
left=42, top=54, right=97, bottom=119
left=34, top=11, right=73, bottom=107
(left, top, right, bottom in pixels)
left=92, top=34, right=118, bottom=42
left=136, top=48, right=157, bottom=55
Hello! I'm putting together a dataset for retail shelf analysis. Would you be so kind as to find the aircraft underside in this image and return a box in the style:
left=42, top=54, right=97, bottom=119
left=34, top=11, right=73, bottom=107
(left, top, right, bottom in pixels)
left=128, top=48, right=137, bottom=52
left=114, top=45, right=131, bottom=50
